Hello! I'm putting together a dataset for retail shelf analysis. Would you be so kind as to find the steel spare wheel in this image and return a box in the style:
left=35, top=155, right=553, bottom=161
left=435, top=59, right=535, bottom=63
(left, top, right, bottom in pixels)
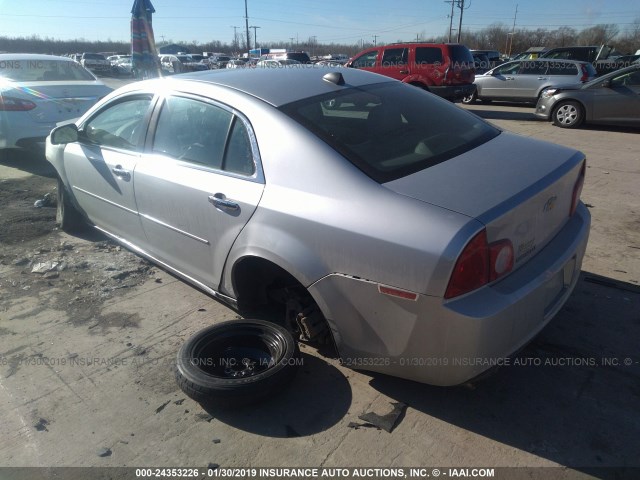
left=175, top=319, right=300, bottom=405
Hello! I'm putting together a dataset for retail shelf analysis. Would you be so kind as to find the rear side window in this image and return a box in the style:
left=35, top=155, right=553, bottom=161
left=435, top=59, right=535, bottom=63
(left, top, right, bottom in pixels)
left=547, top=62, right=578, bottom=76
left=415, top=47, right=443, bottom=64
left=519, top=61, right=548, bottom=75
left=382, top=48, right=408, bottom=67
left=280, top=82, right=500, bottom=183
left=152, top=96, right=255, bottom=176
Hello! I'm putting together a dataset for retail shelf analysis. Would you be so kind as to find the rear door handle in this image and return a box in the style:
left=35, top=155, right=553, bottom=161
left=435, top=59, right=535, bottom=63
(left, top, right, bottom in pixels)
left=399, top=70, right=409, bottom=74
left=208, top=193, right=239, bottom=212
left=505, top=76, right=514, bottom=80
left=537, top=77, right=548, bottom=80
left=111, top=165, right=131, bottom=181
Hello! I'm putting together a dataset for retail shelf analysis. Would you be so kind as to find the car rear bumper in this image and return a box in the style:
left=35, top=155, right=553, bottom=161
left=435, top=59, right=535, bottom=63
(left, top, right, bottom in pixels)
left=308, top=202, right=590, bottom=386
left=0, top=114, right=57, bottom=149
left=429, top=83, right=476, bottom=101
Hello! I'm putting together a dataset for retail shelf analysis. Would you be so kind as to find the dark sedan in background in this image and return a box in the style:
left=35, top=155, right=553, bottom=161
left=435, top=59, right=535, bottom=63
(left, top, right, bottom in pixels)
left=535, top=64, right=640, bottom=128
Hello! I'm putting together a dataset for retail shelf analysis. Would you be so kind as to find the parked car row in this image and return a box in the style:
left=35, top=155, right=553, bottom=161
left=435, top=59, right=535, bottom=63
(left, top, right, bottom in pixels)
left=463, top=58, right=597, bottom=104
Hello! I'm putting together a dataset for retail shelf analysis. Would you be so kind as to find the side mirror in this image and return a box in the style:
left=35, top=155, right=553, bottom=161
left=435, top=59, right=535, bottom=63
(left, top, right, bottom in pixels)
left=50, top=123, right=79, bottom=145
left=600, top=79, right=611, bottom=88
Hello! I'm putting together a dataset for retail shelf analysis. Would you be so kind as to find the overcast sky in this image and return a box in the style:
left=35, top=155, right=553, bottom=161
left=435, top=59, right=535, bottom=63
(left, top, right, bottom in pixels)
left=0, top=0, right=638, bottom=45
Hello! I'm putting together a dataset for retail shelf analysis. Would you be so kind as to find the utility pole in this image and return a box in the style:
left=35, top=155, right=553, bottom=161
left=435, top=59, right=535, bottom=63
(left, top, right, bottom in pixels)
left=249, top=26, right=260, bottom=50
left=372, top=35, right=378, bottom=46
left=508, top=4, right=518, bottom=56
left=244, top=0, right=250, bottom=52
left=446, top=0, right=455, bottom=43
left=456, top=0, right=465, bottom=43
left=289, top=37, right=295, bottom=49
left=310, top=35, right=316, bottom=57
left=231, top=26, right=240, bottom=50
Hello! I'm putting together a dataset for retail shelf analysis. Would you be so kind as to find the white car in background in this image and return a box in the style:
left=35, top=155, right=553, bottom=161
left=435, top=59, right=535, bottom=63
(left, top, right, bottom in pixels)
left=0, top=53, right=112, bottom=149
left=80, top=52, right=110, bottom=73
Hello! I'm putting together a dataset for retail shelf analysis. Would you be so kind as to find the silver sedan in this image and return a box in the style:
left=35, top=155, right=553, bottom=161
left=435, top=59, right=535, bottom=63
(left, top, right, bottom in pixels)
left=535, top=64, right=640, bottom=128
left=46, top=67, right=590, bottom=386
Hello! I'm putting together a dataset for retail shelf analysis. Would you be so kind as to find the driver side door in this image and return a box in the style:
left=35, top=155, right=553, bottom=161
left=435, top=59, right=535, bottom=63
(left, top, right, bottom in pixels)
left=63, top=94, right=154, bottom=245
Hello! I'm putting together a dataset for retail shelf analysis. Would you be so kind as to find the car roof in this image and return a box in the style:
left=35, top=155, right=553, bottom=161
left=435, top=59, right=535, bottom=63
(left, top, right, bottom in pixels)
left=0, top=53, right=74, bottom=62
left=141, top=67, right=395, bottom=107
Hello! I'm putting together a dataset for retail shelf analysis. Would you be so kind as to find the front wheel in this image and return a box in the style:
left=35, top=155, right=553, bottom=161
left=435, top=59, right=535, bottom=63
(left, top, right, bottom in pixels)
left=553, top=101, right=584, bottom=128
left=175, top=319, right=300, bottom=406
left=56, top=177, right=85, bottom=232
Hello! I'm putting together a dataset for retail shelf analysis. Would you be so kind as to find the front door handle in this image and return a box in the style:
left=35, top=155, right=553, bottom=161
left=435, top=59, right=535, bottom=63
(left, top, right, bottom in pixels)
left=208, top=193, right=239, bottom=212
left=111, top=165, right=131, bottom=181
left=537, top=77, right=548, bottom=80
left=399, top=70, right=409, bottom=74
left=505, top=76, right=514, bottom=80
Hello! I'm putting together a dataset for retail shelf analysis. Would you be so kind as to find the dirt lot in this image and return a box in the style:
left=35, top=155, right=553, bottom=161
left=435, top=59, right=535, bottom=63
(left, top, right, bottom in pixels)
left=1, top=94, right=639, bottom=479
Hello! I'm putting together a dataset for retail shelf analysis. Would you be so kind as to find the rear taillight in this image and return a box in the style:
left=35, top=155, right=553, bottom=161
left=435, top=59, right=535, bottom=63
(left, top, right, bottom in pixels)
left=0, top=96, right=37, bottom=111
left=580, top=65, right=589, bottom=82
left=445, top=229, right=515, bottom=299
left=570, top=162, right=586, bottom=216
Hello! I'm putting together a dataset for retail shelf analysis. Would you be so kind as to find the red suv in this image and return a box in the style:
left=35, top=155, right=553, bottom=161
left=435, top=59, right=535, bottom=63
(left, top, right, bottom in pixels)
left=346, top=43, right=476, bottom=101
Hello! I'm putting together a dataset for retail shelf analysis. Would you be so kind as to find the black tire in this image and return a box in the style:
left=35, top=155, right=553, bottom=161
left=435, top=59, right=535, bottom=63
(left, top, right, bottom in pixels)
left=56, top=177, right=84, bottom=232
left=552, top=100, right=584, bottom=129
left=175, top=319, right=300, bottom=406
left=462, top=90, right=477, bottom=104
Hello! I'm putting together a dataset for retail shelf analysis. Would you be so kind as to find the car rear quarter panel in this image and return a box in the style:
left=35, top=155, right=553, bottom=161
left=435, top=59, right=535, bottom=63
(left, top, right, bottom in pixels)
left=216, top=101, right=477, bottom=299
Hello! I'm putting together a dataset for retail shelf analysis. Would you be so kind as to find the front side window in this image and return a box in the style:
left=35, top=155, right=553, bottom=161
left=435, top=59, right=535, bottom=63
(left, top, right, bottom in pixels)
left=281, top=82, right=500, bottom=183
left=494, top=62, right=521, bottom=75
left=611, top=69, right=640, bottom=87
left=351, top=51, right=378, bottom=69
left=152, top=96, right=255, bottom=175
left=83, top=96, right=152, bottom=150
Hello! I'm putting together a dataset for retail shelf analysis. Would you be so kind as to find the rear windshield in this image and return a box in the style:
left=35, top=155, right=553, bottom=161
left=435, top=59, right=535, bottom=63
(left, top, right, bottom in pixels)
left=0, top=59, right=96, bottom=81
left=83, top=53, right=105, bottom=60
left=280, top=82, right=500, bottom=183
left=449, top=45, right=474, bottom=63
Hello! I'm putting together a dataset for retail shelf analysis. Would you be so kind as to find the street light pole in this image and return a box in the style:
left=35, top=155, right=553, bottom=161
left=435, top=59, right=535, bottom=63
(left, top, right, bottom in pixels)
left=249, top=26, right=260, bottom=50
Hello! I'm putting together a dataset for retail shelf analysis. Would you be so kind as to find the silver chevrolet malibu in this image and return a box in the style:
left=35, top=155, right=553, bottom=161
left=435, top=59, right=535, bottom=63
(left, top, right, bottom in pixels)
left=46, top=67, right=590, bottom=387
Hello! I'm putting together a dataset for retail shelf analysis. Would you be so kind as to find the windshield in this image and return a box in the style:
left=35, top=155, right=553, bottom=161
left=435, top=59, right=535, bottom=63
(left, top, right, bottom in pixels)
left=0, top=59, right=96, bottom=81
left=280, top=82, right=500, bottom=183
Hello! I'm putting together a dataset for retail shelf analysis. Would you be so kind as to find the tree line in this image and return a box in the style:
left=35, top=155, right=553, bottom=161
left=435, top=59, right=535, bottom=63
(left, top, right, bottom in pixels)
left=1, top=21, right=638, bottom=58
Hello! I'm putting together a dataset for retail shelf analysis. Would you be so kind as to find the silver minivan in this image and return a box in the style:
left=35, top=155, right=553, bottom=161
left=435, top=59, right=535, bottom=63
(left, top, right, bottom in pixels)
left=464, top=59, right=597, bottom=104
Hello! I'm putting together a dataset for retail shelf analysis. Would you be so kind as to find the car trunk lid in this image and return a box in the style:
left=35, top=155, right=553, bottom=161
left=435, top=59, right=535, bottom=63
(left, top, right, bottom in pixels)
left=9, top=83, right=111, bottom=124
left=384, top=132, right=585, bottom=269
